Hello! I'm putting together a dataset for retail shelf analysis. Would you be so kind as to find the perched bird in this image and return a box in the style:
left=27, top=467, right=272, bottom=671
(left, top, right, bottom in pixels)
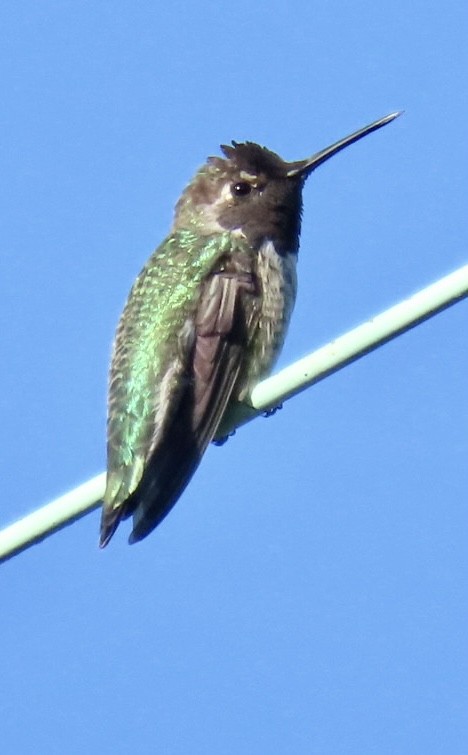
left=100, top=111, right=401, bottom=547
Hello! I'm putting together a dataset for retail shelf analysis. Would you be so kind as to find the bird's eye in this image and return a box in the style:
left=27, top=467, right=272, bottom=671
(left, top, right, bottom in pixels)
left=231, top=181, right=252, bottom=197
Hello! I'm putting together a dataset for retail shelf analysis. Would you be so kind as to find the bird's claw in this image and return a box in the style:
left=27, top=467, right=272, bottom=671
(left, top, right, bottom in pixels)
left=263, top=403, right=283, bottom=418
left=212, top=429, right=236, bottom=447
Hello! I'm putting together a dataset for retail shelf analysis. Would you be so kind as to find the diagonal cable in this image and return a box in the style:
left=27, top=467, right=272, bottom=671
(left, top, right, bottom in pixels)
left=1, top=264, right=467, bottom=564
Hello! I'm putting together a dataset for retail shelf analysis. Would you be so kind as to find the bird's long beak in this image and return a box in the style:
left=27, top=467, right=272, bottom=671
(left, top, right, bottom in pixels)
left=286, top=111, right=403, bottom=178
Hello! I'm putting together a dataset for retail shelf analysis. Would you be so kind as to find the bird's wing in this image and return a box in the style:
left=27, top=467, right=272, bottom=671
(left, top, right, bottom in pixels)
left=100, top=242, right=259, bottom=547
left=128, top=262, right=259, bottom=543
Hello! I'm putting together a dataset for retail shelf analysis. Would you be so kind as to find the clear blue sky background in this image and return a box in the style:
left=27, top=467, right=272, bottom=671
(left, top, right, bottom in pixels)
left=1, top=2, right=467, bottom=753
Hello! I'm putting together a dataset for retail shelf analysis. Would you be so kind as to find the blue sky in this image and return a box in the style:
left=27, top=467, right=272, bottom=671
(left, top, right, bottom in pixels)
left=1, top=2, right=467, bottom=753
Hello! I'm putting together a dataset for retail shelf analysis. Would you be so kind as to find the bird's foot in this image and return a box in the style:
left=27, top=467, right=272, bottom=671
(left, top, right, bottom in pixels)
left=263, top=403, right=283, bottom=418
left=212, top=429, right=236, bottom=447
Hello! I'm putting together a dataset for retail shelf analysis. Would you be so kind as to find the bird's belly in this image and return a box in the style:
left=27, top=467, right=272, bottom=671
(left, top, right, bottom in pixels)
left=240, top=240, right=297, bottom=398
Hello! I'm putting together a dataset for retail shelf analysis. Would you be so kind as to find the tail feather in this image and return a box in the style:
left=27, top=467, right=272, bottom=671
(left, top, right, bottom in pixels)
left=99, top=508, right=123, bottom=549
left=99, top=459, right=146, bottom=547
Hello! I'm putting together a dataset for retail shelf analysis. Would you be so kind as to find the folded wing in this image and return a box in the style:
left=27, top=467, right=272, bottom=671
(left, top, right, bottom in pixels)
left=100, top=255, right=259, bottom=546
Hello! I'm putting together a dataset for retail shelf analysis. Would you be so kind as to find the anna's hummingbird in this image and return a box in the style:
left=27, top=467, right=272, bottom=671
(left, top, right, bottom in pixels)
left=100, top=111, right=401, bottom=547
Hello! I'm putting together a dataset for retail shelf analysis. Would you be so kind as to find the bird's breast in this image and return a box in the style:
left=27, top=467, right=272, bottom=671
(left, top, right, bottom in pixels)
left=240, top=239, right=297, bottom=397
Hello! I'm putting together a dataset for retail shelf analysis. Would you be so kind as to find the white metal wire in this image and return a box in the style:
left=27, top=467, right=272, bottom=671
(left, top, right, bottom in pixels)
left=1, top=264, right=467, bottom=564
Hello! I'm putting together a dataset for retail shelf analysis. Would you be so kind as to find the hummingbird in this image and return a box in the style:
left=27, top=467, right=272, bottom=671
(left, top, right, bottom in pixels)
left=100, top=111, right=401, bottom=547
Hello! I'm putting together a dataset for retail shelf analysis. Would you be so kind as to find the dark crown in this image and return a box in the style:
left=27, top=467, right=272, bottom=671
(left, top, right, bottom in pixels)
left=220, top=141, right=288, bottom=178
